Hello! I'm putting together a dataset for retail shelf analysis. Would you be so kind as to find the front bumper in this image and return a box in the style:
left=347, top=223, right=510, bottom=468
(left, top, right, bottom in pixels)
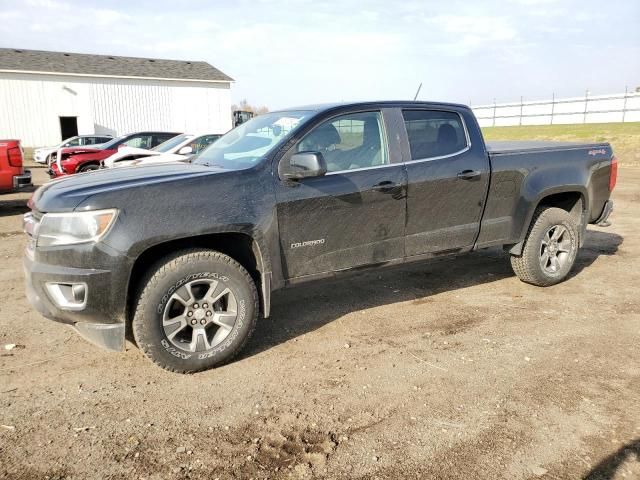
left=47, top=166, right=61, bottom=178
left=23, top=253, right=125, bottom=351
left=13, top=170, right=32, bottom=189
left=47, top=162, right=67, bottom=178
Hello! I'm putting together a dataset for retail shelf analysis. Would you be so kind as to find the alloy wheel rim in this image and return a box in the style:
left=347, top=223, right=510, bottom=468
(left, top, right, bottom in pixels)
left=162, top=279, right=237, bottom=352
left=540, top=224, right=572, bottom=275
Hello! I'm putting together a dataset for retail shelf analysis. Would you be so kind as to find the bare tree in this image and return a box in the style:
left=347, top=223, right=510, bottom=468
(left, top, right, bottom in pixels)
left=231, top=99, right=269, bottom=114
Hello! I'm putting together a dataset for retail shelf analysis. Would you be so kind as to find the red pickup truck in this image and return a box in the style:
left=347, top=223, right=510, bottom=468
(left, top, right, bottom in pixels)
left=0, top=140, right=32, bottom=193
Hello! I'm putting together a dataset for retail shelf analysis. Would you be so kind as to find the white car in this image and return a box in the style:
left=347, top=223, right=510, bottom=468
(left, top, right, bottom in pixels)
left=103, top=133, right=221, bottom=168
left=33, top=135, right=113, bottom=164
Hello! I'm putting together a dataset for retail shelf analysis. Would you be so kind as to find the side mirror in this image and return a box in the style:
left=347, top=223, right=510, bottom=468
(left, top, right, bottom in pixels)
left=178, top=146, right=193, bottom=155
left=282, top=152, right=327, bottom=180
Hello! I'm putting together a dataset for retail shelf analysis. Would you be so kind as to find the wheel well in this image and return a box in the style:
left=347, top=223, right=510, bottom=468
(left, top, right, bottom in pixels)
left=78, top=161, right=100, bottom=171
left=537, top=191, right=584, bottom=224
left=125, top=233, right=263, bottom=330
left=508, top=191, right=585, bottom=255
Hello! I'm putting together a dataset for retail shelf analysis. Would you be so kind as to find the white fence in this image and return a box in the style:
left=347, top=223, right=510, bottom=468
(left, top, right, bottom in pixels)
left=472, top=90, right=640, bottom=127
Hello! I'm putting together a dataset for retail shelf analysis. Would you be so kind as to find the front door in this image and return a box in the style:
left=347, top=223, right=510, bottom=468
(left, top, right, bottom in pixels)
left=275, top=110, right=407, bottom=279
left=401, top=109, right=490, bottom=256
left=59, top=116, right=78, bottom=141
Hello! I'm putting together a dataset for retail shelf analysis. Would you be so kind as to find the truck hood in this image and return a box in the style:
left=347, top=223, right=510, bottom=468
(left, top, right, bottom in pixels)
left=31, top=162, right=221, bottom=212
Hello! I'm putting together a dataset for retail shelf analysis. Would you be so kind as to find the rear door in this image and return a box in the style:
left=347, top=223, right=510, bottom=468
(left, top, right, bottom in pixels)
left=401, top=108, right=490, bottom=256
left=275, top=109, right=407, bottom=279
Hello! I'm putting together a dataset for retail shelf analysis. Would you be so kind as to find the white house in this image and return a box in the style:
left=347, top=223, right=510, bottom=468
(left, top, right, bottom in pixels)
left=0, top=48, right=233, bottom=147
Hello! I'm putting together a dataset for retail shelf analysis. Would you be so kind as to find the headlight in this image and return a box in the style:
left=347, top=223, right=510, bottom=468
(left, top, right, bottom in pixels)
left=37, top=209, right=118, bottom=247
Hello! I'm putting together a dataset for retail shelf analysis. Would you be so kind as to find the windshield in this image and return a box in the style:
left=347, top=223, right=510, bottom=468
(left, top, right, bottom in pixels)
left=152, top=134, right=192, bottom=153
left=194, top=111, right=312, bottom=170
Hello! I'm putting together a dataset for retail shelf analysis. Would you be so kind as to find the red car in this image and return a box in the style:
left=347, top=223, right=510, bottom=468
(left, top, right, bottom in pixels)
left=48, top=131, right=181, bottom=178
left=0, top=140, right=32, bottom=193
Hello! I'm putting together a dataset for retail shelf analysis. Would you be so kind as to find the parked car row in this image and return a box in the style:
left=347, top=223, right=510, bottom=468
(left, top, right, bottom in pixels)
left=45, top=131, right=224, bottom=178
left=102, top=133, right=221, bottom=169
left=0, top=129, right=224, bottom=193
left=34, top=135, right=113, bottom=164
left=47, top=131, right=181, bottom=177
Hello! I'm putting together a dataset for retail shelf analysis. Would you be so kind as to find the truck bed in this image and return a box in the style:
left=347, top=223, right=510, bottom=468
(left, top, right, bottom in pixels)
left=476, top=139, right=614, bottom=250
left=486, top=140, right=609, bottom=154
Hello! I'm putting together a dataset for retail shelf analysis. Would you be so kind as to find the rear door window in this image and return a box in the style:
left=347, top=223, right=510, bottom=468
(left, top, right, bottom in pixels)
left=402, top=110, right=468, bottom=160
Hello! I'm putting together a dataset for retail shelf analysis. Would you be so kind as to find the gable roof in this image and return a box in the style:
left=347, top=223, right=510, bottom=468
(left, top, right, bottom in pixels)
left=0, top=48, right=233, bottom=83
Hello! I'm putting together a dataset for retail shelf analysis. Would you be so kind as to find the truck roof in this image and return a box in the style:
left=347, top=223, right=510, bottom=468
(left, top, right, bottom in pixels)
left=275, top=100, right=469, bottom=113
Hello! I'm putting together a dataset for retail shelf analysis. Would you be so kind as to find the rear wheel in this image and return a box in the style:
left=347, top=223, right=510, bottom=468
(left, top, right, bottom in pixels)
left=132, top=249, right=259, bottom=373
left=510, top=207, right=579, bottom=286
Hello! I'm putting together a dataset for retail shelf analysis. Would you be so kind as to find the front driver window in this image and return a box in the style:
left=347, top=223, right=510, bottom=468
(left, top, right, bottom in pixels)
left=296, top=111, right=388, bottom=173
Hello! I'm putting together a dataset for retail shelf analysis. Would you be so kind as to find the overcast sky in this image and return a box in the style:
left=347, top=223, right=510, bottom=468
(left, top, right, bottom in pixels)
left=1, top=0, right=638, bottom=109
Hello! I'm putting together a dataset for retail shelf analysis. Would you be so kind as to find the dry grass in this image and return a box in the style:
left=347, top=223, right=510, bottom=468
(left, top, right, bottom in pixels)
left=482, top=122, right=640, bottom=165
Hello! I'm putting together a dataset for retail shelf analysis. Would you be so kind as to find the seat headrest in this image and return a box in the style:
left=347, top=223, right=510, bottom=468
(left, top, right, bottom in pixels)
left=437, top=124, right=458, bottom=145
left=305, top=123, right=341, bottom=149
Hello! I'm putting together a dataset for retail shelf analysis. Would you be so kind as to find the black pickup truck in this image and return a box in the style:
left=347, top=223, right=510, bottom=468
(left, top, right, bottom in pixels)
left=23, top=101, right=617, bottom=373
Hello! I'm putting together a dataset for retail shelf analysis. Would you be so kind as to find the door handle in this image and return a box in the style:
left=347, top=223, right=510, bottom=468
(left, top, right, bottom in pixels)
left=372, top=180, right=398, bottom=193
left=457, top=170, right=481, bottom=180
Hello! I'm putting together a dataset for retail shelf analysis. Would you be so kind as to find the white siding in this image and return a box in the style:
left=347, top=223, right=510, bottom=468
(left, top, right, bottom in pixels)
left=0, top=72, right=232, bottom=147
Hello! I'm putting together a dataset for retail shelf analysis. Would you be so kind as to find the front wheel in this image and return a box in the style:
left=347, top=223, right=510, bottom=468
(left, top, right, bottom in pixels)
left=78, top=163, right=100, bottom=173
left=132, top=249, right=259, bottom=373
left=510, top=207, right=580, bottom=286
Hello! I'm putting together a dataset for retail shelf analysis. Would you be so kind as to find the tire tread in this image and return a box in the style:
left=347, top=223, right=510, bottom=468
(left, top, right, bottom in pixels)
left=132, top=249, right=259, bottom=374
left=510, top=207, right=578, bottom=287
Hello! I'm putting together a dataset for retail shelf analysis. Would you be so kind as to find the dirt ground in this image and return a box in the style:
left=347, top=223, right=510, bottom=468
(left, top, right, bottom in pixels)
left=1, top=165, right=638, bottom=480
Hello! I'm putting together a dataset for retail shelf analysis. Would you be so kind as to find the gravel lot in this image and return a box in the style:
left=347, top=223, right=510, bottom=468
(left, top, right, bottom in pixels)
left=1, top=166, right=638, bottom=479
